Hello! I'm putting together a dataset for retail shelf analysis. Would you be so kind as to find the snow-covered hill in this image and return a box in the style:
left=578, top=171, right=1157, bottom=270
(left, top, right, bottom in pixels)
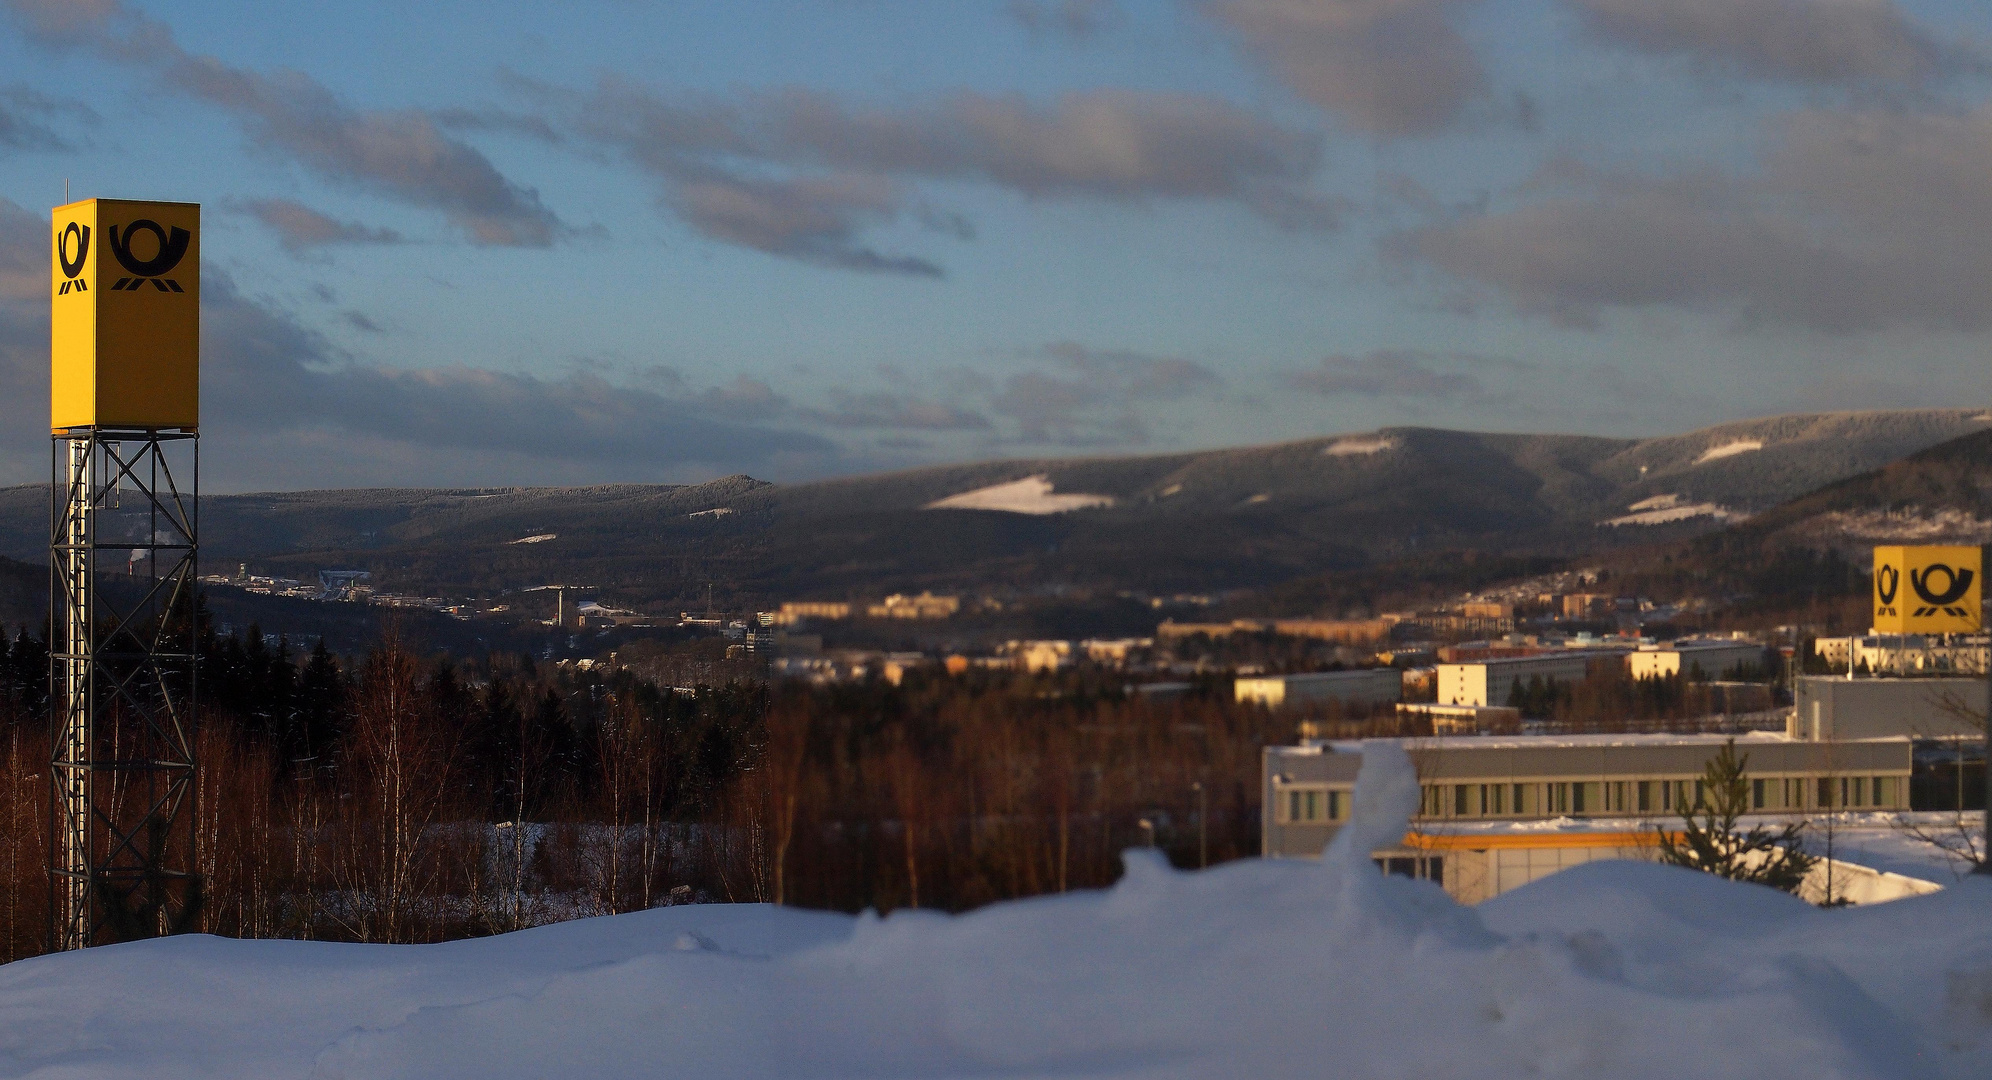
left=1, top=746, right=1987, bottom=1078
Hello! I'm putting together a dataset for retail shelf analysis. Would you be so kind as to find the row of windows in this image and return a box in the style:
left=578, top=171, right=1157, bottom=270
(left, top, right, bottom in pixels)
left=1281, top=788, right=1348, bottom=823
left=1277, top=775, right=1902, bottom=824
left=1415, top=777, right=1900, bottom=818
left=1374, top=856, right=1443, bottom=885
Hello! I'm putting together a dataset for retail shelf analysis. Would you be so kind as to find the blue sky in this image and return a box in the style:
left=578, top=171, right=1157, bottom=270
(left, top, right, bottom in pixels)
left=2, top=0, right=1991, bottom=491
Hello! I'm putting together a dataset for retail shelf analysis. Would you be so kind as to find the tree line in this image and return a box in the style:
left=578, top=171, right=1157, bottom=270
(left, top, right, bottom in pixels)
left=0, top=624, right=1315, bottom=962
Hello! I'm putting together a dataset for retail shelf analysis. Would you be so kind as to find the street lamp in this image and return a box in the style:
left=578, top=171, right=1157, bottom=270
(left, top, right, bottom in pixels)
left=1137, top=817, right=1155, bottom=848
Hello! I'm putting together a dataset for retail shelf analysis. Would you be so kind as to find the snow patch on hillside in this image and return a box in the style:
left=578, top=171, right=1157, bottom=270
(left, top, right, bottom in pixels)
left=509, top=534, right=556, bottom=544
left=1627, top=493, right=1683, bottom=512
left=1801, top=507, right=1992, bottom=544
left=1324, top=435, right=1398, bottom=456
left=925, top=475, right=1114, bottom=515
left=1694, top=439, right=1764, bottom=464
left=1601, top=496, right=1738, bottom=527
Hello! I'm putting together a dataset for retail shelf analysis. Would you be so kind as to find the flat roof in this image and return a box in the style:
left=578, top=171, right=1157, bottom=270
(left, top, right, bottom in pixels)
left=1239, top=668, right=1396, bottom=682
left=1439, top=653, right=1605, bottom=668
left=1267, top=730, right=1914, bottom=758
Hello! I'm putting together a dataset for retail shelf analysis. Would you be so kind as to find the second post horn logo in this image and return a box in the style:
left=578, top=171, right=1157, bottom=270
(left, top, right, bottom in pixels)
left=105, top=219, right=190, bottom=293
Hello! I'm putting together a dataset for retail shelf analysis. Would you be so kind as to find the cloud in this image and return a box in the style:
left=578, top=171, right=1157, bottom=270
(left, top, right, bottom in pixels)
left=1207, top=0, right=1488, bottom=136
left=988, top=343, right=1222, bottom=444
left=0, top=201, right=833, bottom=487
left=0, top=197, right=36, bottom=305
left=240, top=198, right=404, bottom=252
left=1394, top=104, right=1992, bottom=333
left=0, top=193, right=993, bottom=486
left=552, top=78, right=1333, bottom=272
left=1281, top=349, right=1483, bottom=398
left=1565, top=0, right=1977, bottom=86
left=1006, top=0, right=1125, bottom=40
left=0, top=84, right=92, bottom=150
left=432, top=105, right=565, bottom=144
left=693, top=374, right=791, bottom=420
left=339, top=310, right=384, bottom=333
left=1042, top=341, right=1222, bottom=398
left=5, top=0, right=563, bottom=245
left=188, top=272, right=836, bottom=486
left=804, top=392, right=992, bottom=431
left=0, top=199, right=57, bottom=479
left=671, top=172, right=944, bottom=276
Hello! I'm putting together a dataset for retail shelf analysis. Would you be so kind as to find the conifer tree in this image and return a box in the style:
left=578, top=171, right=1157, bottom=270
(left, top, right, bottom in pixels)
left=1657, top=739, right=1816, bottom=894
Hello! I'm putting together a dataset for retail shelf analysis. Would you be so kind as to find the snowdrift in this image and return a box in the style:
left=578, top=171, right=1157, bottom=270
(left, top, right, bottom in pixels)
left=2, top=745, right=1989, bottom=1079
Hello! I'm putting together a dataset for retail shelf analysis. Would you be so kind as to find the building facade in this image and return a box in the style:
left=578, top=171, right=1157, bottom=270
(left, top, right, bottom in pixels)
left=1626, top=641, right=1766, bottom=680
left=1263, top=733, right=1914, bottom=902
left=1234, top=668, right=1403, bottom=709
left=1790, top=676, right=1987, bottom=740
left=1396, top=702, right=1522, bottom=735
left=1437, top=653, right=1599, bottom=707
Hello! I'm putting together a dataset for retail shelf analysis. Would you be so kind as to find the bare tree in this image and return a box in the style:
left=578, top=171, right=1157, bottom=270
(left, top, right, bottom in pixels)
left=887, top=737, right=926, bottom=908
left=759, top=698, right=810, bottom=905
left=332, top=637, right=458, bottom=942
left=591, top=692, right=655, bottom=914
left=1891, top=687, right=1987, bottom=877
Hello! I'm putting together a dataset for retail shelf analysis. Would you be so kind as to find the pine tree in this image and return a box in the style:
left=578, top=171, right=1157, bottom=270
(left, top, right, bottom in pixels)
left=1656, top=739, right=1816, bottom=894
left=290, top=639, right=346, bottom=763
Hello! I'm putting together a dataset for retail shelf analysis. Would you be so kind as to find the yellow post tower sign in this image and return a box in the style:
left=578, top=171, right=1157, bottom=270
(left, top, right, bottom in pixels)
left=50, top=198, right=199, bottom=431
left=1873, top=545, right=1982, bottom=634
left=47, top=197, right=203, bottom=949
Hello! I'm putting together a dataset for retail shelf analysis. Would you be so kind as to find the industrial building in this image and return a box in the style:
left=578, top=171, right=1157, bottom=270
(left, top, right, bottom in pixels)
left=1812, top=635, right=1989, bottom=676
left=1790, top=676, right=1986, bottom=740
left=1156, top=617, right=1389, bottom=643
left=1396, top=702, right=1522, bottom=735
left=1626, top=640, right=1767, bottom=680
left=1437, top=653, right=1599, bottom=707
left=1234, top=668, right=1403, bottom=709
left=867, top=592, right=961, bottom=619
left=1562, top=593, right=1614, bottom=618
left=1263, top=732, right=1915, bottom=904
left=774, top=601, right=852, bottom=626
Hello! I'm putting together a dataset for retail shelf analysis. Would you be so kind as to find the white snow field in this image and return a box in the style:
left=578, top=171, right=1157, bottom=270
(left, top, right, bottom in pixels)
left=3, top=744, right=1990, bottom=1079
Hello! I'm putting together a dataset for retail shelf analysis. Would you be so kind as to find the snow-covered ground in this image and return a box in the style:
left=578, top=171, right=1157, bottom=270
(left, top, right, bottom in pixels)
left=3, top=744, right=1989, bottom=1078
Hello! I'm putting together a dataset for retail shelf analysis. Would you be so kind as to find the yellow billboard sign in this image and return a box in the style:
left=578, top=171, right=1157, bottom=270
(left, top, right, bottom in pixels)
left=1873, top=545, right=1981, bottom=634
left=50, top=198, right=199, bottom=431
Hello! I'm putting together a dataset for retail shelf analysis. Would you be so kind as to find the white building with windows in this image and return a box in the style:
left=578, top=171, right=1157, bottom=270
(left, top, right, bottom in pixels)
left=1436, top=653, right=1597, bottom=707
left=1626, top=641, right=1766, bottom=680
left=1234, top=668, right=1402, bottom=709
left=1262, top=732, right=1917, bottom=904
left=1790, top=675, right=1988, bottom=740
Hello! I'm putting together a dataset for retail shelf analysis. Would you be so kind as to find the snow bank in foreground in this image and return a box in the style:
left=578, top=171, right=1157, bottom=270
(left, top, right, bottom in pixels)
left=3, top=746, right=1989, bottom=1078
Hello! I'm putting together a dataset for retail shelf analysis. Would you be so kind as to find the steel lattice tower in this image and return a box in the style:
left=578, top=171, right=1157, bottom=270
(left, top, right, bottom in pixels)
left=49, top=428, right=199, bottom=950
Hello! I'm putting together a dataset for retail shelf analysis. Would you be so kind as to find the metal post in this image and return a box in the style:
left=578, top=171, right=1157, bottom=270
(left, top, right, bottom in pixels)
left=1981, top=635, right=1991, bottom=874
left=1192, top=780, right=1207, bottom=870
left=49, top=429, right=200, bottom=947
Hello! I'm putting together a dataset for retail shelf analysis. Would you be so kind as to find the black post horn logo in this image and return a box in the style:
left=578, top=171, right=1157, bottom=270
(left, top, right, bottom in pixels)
left=1875, top=564, right=1899, bottom=617
left=1908, top=562, right=1975, bottom=618
left=55, top=222, right=90, bottom=295
left=105, top=219, right=189, bottom=293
